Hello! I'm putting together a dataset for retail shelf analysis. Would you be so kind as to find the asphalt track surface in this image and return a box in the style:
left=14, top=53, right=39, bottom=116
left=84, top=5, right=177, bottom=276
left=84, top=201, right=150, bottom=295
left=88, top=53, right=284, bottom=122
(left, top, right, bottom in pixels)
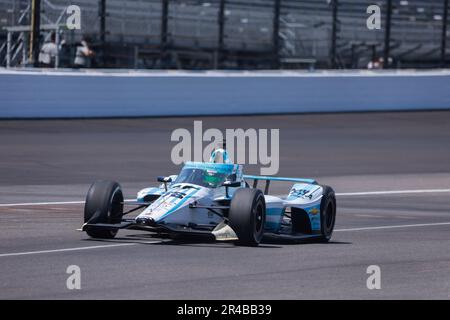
left=0, top=111, right=449, bottom=299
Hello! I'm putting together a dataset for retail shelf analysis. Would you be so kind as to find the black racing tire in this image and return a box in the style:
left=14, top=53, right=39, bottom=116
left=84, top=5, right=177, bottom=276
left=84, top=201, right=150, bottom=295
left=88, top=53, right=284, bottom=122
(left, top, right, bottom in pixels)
left=318, top=185, right=336, bottom=242
left=84, top=180, right=124, bottom=239
left=228, top=188, right=266, bottom=246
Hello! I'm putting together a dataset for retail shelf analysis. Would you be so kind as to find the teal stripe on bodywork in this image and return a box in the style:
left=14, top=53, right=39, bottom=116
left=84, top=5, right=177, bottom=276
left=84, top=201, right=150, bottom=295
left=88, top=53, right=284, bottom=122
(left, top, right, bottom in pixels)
left=266, top=208, right=283, bottom=215
left=264, top=207, right=283, bottom=231
left=264, top=221, right=281, bottom=230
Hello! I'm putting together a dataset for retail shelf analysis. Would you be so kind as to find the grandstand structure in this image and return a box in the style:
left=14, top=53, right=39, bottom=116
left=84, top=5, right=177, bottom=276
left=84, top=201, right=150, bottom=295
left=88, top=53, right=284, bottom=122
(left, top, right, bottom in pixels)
left=0, top=0, right=448, bottom=69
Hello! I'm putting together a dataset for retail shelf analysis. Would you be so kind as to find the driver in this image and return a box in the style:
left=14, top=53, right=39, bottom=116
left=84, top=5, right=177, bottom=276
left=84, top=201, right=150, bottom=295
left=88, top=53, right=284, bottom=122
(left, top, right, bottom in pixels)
left=202, top=170, right=222, bottom=187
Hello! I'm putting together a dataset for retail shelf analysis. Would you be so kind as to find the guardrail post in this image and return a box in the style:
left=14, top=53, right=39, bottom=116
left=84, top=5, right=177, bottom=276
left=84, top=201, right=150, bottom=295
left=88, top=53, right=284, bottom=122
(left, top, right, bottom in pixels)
left=22, top=32, right=27, bottom=66
left=217, top=0, right=226, bottom=69
left=330, top=0, right=338, bottom=68
left=29, top=0, right=41, bottom=67
left=6, top=31, right=11, bottom=68
left=272, top=0, right=281, bottom=69
left=134, top=45, right=139, bottom=69
left=441, top=0, right=449, bottom=67
left=99, top=0, right=106, bottom=66
left=383, top=0, right=392, bottom=69
left=55, top=29, right=60, bottom=69
left=161, top=0, right=169, bottom=68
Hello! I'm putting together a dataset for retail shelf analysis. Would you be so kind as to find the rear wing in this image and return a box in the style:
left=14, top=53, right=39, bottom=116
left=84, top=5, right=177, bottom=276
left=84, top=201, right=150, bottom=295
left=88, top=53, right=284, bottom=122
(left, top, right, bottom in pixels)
left=243, top=175, right=317, bottom=194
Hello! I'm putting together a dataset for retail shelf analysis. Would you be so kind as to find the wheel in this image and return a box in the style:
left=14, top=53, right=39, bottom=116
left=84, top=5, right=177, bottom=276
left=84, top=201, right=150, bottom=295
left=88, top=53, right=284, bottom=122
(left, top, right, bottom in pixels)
left=318, top=185, right=336, bottom=242
left=84, top=180, right=124, bottom=239
left=228, top=188, right=266, bottom=246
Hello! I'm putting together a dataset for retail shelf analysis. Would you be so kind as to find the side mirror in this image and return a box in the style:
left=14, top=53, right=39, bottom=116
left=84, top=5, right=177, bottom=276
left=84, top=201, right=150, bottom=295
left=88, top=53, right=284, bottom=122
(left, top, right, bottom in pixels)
left=157, top=176, right=172, bottom=183
left=222, top=181, right=241, bottom=188
left=222, top=180, right=241, bottom=198
left=157, top=176, right=172, bottom=191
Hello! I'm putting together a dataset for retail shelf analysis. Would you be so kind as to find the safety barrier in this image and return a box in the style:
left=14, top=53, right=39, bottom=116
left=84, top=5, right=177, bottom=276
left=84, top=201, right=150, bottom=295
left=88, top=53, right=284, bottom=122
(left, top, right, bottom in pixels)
left=1, top=69, right=449, bottom=118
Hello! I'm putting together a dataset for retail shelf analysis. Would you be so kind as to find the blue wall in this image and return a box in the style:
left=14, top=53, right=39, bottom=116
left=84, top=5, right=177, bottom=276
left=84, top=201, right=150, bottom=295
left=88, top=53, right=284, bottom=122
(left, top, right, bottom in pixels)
left=1, top=70, right=449, bottom=118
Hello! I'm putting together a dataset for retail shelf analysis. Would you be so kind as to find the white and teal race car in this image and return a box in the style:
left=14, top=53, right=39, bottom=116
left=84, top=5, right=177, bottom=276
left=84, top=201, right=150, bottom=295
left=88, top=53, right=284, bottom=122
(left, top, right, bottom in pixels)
left=81, top=149, right=336, bottom=246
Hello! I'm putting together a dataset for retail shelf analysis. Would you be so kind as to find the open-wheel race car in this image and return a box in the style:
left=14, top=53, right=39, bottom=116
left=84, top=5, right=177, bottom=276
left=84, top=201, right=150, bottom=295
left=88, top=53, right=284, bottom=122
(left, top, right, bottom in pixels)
left=80, top=148, right=336, bottom=246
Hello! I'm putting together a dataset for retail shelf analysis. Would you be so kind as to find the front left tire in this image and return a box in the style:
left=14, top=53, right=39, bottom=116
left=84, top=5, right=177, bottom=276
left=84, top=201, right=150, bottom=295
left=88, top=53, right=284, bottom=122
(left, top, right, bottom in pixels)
left=84, top=180, right=124, bottom=239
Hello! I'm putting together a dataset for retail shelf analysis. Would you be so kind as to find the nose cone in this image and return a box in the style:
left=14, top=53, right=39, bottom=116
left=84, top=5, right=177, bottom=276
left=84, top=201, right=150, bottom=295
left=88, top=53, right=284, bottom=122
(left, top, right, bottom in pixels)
left=135, top=216, right=155, bottom=226
left=136, top=184, right=207, bottom=223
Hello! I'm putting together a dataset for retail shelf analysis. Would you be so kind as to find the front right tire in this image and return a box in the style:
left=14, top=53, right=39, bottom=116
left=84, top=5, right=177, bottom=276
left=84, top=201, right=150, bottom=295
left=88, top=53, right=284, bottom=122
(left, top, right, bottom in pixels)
left=228, top=188, right=266, bottom=246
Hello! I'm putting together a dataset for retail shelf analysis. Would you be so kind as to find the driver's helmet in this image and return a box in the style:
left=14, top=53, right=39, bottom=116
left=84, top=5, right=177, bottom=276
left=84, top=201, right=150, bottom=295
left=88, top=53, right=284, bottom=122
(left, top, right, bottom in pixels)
left=203, top=169, right=221, bottom=186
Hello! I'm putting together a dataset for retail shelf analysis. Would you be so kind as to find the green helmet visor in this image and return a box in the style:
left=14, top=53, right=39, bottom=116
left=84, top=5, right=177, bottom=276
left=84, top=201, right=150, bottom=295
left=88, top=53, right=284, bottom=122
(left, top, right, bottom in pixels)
left=204, top=171, right=222, bottom=185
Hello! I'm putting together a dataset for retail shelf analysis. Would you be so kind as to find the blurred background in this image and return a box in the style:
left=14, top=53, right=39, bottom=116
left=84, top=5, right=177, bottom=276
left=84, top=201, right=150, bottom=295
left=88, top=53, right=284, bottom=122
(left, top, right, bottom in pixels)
left=0, top=0, right=448, bottom=70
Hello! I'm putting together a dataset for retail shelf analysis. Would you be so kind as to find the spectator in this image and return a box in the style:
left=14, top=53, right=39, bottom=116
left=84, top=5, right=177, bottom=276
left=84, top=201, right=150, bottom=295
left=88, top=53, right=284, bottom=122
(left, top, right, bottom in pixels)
left=367, top=57, right=383, bottom=70
left=74, top=37, right=94, bottom=68
left=38, top=33, right=58, bottom=68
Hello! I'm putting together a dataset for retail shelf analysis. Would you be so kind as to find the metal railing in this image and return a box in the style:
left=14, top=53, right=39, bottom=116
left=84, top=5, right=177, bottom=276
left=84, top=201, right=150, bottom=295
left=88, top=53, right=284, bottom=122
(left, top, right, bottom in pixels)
left=0, top=0, right=448, bottom=69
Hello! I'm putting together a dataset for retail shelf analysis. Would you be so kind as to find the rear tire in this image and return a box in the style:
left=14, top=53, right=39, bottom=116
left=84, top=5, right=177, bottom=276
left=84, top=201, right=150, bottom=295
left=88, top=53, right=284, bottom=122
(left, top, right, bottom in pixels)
left=318, top=185, right=336, bottom=242
left=228, top=188, right=266, bottom=246
left=84, top=180, right=124, bottom=239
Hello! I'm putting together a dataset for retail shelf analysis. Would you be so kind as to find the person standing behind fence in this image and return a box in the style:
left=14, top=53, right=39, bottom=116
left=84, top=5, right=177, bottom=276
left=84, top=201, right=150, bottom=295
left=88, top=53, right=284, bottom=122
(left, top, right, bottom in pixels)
left=74, top=37, right=94, bottom=68
left=38, top=33, right=58, bottom=68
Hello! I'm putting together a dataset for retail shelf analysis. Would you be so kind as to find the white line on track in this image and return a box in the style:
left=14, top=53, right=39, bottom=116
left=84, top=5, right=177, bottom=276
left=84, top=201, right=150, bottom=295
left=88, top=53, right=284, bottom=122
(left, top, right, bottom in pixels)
left=0, top=241, right=162, bottom=258
left=0, top=222, right=449, bottom=258
left=336, top=189, right=450, bottom=196
left=0, top=199, right=134, bottom=207
left=0, top=243, right=135, bottom=257
left=1, top=188, right=450, bottom=207
left=0, top=200, right=85, bottom=207
left=335, top=222, right=450, bottom=232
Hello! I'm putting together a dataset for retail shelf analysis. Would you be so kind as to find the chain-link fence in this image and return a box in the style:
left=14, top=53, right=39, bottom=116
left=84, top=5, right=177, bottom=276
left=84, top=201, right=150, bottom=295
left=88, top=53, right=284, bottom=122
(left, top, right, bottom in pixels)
left=0, top=0, right=448, bottom=69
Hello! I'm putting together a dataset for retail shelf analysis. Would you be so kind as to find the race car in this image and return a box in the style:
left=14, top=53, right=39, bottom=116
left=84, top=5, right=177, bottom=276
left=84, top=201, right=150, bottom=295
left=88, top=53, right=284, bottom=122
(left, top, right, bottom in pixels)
left=80, top=148, right=336, bottom=246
